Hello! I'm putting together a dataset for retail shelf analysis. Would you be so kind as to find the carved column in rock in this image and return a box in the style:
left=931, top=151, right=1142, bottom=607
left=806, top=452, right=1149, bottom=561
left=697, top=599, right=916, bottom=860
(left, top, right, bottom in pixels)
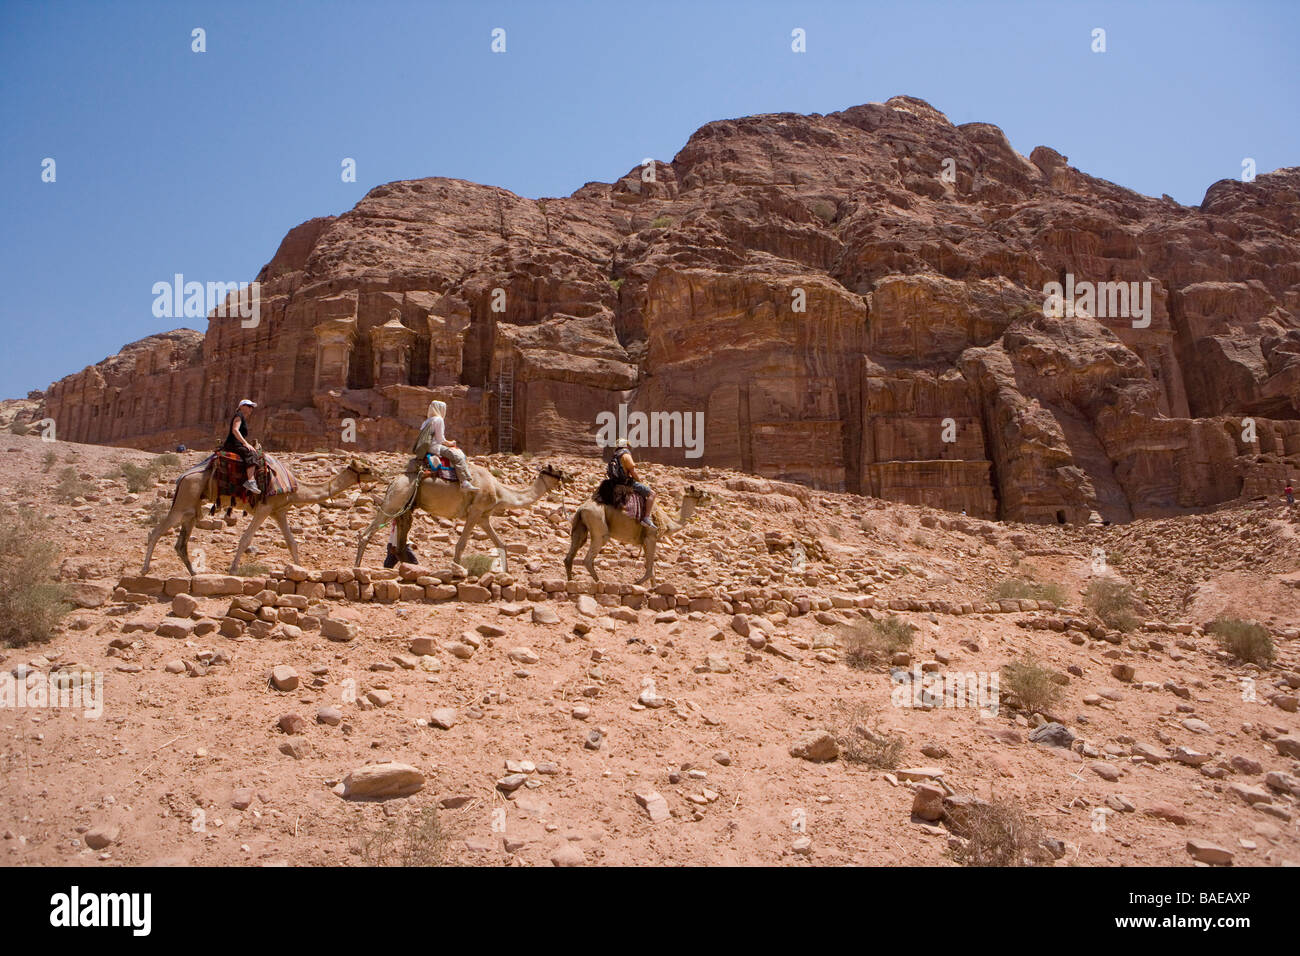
left=313, top=317, right=358, bottom=392
left=427, top=311, right=471, bottom=386
left=370, top=311, right=417, bottom=387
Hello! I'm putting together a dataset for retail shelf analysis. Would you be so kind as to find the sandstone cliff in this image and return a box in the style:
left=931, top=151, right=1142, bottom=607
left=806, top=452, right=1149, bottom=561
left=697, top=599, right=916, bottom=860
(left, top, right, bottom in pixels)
left=29, top=96, right=1300, bottom=521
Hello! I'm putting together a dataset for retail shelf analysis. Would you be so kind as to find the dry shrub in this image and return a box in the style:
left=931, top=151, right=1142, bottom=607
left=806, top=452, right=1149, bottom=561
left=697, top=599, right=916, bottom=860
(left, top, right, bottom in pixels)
left=353, top=806, right=445, bottom=867
left=54, top=466, right=93, bottom=503
left=990, top=577, right=1067, bottom=606
left=950, top=797, right=1049, bottom=867
left=844, top=615, right=915, bottom=669
left=462, top=553, right=494, bottom=577
left=835, top=703, right=904, bottom=769
left=1000, top=655, right=1063, bottom=715
left=0, top=508, right=72, bottom=647
left=1085, top=577, right=1139, bottom=632
left=1208, top=616, right=1274, bottom=666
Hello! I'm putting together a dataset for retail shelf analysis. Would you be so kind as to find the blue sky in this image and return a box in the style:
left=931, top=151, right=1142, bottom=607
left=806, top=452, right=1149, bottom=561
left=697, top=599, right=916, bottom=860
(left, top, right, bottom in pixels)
left=1, top=0, right=1296, bottom=397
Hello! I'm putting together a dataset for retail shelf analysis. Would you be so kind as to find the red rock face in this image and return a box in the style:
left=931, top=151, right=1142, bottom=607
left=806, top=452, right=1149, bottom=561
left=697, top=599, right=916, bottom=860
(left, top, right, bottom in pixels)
left=32, top=96, right=1300, bottom=522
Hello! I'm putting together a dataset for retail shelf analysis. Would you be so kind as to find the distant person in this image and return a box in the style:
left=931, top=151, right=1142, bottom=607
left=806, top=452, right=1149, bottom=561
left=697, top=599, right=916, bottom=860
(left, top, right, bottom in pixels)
left=1287, top=480, right=1295, bottom=507
left=176, top=443, right=186, bottom=453
left=223, top=399, right=261, bottom=494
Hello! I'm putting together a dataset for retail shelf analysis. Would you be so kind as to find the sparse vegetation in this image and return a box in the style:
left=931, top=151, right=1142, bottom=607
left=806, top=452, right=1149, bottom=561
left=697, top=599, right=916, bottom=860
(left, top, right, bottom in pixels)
left=7, top=421, right=31, bottom=435
left=234, top=562, right=271, bottom=577
left=120, top=461, right=157, bottom=493
left=138, top=497, right=169, bottom=527
left=117, top=454, right=180, bottom=492
left=609, top=277, right=624, bottom=292
left=462, top=553, right=495, bottom=577
left=353, top=806, right=445, bottom=867
left=844, top=615, right=915, bottom=669
left=53, top=466, right=93, bottom=502
left=1084, top=577, right=1139, bottom=632
left=836, top=703, right=904, bottom=768
left=1208, top=616, right=1275, bottom=666
left=950, top=797, right=1049, bottom=867
left=1000, top=655, right=1064, bottom=716
left=649, top=215, right=674, bottom=229
left=990, top=577, right=1067, bottom=606
left=0, top=508, right=72, bottom=647
left=42, top=449, right=57, bottom=472
left=810, top=199, right=837, bottom=223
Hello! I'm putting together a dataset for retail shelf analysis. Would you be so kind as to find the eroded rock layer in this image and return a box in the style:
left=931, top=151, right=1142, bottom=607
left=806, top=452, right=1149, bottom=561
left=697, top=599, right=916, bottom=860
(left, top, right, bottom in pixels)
left=32, top=96, right=1300, bottom=521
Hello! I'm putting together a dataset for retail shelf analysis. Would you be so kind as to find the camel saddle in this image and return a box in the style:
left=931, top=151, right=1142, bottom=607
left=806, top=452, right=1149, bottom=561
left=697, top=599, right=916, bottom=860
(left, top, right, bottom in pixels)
left=182, top=449, right=297, bottom=513
left=596, top=478, right=646, bottom=522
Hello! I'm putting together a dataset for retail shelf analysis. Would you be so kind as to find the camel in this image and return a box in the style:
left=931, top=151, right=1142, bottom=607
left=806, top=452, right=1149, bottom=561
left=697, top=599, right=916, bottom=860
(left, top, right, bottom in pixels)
left=142, top=458, right=378, bottom=575
left=354, top=462, right=573, bottom=571
left=565, top=484, right=711, bottom=586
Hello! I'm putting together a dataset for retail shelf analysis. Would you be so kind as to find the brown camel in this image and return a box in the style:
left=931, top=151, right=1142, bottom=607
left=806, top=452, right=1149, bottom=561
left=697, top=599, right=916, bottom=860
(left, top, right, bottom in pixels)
left=564, top=484, right=711, bottom=586
left=354, top=462, right=573, bottom=571
left=142, top=459, right=378, bottom=575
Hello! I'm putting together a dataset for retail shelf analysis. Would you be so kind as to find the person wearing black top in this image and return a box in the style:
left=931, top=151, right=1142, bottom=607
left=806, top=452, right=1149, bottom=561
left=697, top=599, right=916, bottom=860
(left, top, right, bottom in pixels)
left=223, top=399, right=261, bottom=494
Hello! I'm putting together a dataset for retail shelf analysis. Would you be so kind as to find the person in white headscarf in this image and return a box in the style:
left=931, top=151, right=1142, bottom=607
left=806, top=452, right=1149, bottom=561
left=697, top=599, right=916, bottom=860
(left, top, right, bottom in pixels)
left=412, top=400, right=477, bottom=490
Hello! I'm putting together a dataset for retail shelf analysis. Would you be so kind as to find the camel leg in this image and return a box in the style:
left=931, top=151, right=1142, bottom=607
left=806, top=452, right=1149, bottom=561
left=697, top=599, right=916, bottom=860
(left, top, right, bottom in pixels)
left=142, top=502, right=189, bottom=573
left=392, top=510, right=414, bottom=559
left=635, top=533, right=658, bottom=586
left=564, top=515, right=589, bottom=580
left=480, top=515, right=509, bottom=573
left=273, top=508, right=300, bottom=565
left=230, top=508, right=272, bottom=573
left=452, top=510, right=486, bottom=567
left=174, top=510, right=199, bottom=576
left=583, top=519, right=608, bottom=582
left=354, top=513, right=388, bottom=567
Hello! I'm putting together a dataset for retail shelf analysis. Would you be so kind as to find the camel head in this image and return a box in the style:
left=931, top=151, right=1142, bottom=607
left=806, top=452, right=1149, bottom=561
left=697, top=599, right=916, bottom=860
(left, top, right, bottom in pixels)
left=345, top=458, right=379, bottom=486
left=682, top=484, right=712, bottom=507
left=538, top=463, right=575, bottom=488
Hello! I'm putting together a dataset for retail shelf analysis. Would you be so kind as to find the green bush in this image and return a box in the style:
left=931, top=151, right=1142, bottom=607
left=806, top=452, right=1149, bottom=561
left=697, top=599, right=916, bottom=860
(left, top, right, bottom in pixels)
left=649, top=215, right=673, bottom=229
left=1208, top=616, right=1274, bottom=666
left=462, top=553, right=495, bottom=577
left=1084, top=577, right=1139, bottom=632
left=0, top=508, right=71, bottom=647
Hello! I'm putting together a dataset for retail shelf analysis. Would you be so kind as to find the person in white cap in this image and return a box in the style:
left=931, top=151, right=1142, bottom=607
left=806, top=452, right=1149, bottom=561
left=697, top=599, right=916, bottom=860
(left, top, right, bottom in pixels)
left=222, top=399, right=261, bottom=494
left=413, top=400, right=476, bottom=491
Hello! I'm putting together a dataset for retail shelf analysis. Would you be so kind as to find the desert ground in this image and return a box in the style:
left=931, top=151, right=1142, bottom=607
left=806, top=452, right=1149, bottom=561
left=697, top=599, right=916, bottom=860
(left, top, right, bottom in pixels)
left=1, top=433, right=1298, bottom=866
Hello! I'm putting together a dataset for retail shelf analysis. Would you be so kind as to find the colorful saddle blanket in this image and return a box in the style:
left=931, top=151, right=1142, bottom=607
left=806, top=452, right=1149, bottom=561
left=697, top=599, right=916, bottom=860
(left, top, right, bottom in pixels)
left=596, top=478, right=645, bottom=521
left=173, top=450, right=298, bottom=506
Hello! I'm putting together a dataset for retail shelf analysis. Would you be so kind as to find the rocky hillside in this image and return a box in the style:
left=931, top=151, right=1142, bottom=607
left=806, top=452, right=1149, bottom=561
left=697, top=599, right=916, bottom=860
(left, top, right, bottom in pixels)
left=0, top=434, right=1298, bottom=866
left=24, top=95, right=1300, bottom=523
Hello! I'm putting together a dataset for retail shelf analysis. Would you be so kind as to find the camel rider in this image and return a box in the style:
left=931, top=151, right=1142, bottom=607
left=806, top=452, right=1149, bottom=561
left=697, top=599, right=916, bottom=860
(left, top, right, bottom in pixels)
left=223, top=399, right=261, bottom=494
left=609, top=437, right=656, bottom=531
left=414, top=400, right=477, bottom=491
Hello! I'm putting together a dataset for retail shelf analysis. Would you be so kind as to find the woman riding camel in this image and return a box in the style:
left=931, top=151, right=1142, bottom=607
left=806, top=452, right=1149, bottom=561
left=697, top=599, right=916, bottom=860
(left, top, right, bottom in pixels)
left=414, top=400, right=477, bottom=490
left=384, top=399, right=476, bottom=567
left=223, top=399, right=261, bottom=494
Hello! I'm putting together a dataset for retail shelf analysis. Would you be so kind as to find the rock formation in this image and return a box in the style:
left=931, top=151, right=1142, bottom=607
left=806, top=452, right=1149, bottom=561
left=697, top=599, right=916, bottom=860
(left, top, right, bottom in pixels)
left=26, top=95, right=1300, bottom=522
